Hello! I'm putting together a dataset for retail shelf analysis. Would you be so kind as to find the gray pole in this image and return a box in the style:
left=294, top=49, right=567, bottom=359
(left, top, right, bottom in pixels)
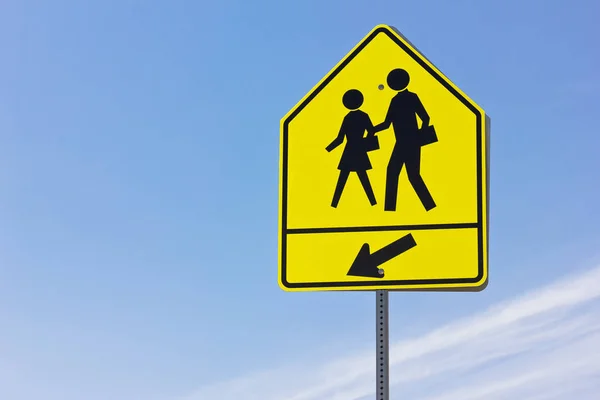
left=377, top=290, right=389, bottom=400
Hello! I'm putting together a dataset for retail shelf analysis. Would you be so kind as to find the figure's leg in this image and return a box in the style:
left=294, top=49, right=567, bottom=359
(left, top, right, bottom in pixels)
left=406, top=148, right=436, bottom=211
left=331, top=170, right=350, bottom=208
left=357, top=171, right=377, bottom=206
left=385, top=148, right=404, bottom=211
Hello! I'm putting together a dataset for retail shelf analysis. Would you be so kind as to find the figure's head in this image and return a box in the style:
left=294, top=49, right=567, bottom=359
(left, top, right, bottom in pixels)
left=387, top=68, right=410, bottom=91
left=342, top=89, right=364, bottom=110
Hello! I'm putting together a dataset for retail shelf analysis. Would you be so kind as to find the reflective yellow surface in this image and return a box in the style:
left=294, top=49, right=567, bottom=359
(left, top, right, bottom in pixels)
left=278, top=24, right=489, bottom=291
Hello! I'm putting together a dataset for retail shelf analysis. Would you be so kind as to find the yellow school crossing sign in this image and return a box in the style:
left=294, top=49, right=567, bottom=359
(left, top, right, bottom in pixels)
left=278, top=24, right=490, bottom=292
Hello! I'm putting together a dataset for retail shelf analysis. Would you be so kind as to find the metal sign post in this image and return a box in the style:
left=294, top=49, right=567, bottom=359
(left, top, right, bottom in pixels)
left=377, top=290, right=389, bottom=400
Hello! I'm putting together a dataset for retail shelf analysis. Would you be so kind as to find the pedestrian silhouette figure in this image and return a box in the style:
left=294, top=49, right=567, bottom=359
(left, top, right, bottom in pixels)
left=374, top=68, right=437, bottom=212
left=326, top=89, right=378, bottom=208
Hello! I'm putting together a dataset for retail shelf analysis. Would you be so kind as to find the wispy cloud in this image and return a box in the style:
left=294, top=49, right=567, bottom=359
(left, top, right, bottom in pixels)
left=181, top=265, right=600, bottom=400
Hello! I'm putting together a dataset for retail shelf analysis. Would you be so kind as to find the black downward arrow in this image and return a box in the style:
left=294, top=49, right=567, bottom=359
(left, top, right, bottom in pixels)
left=347, top=233, right=417, bottom=278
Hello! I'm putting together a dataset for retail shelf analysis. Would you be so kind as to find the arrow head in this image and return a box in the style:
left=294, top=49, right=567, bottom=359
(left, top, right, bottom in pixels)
left=347, top=243, right=385, bottom=278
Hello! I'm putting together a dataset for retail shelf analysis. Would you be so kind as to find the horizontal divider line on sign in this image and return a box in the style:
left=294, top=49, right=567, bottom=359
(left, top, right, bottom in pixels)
left=286, top=222, right=479, bottom=234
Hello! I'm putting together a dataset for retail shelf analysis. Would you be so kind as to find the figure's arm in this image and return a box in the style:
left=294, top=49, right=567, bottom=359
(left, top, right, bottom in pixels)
left=326, top=126, right=344, bottom=152
left=373, top=104, right=393, bottom=133
left=415, top=95, right=430, bottom=128
left=365, top=114, right=376, bottom=137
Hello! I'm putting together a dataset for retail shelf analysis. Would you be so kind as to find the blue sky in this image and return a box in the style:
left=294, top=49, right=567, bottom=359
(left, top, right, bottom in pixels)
left=1, top=0, right=599, bottom=399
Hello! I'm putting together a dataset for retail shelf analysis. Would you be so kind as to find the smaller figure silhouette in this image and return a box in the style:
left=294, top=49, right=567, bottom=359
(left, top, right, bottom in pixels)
left=326, top=89, right=378, bottom=208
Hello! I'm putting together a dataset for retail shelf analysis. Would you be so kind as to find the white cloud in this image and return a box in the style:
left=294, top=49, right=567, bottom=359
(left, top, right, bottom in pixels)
left=180, top=265, right=600, bottom=400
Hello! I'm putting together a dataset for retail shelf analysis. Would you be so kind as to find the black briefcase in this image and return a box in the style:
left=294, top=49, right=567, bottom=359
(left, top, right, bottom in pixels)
left=419, top=125, right=438, bottom=146
left=363, top=134, right=380, bottom=152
